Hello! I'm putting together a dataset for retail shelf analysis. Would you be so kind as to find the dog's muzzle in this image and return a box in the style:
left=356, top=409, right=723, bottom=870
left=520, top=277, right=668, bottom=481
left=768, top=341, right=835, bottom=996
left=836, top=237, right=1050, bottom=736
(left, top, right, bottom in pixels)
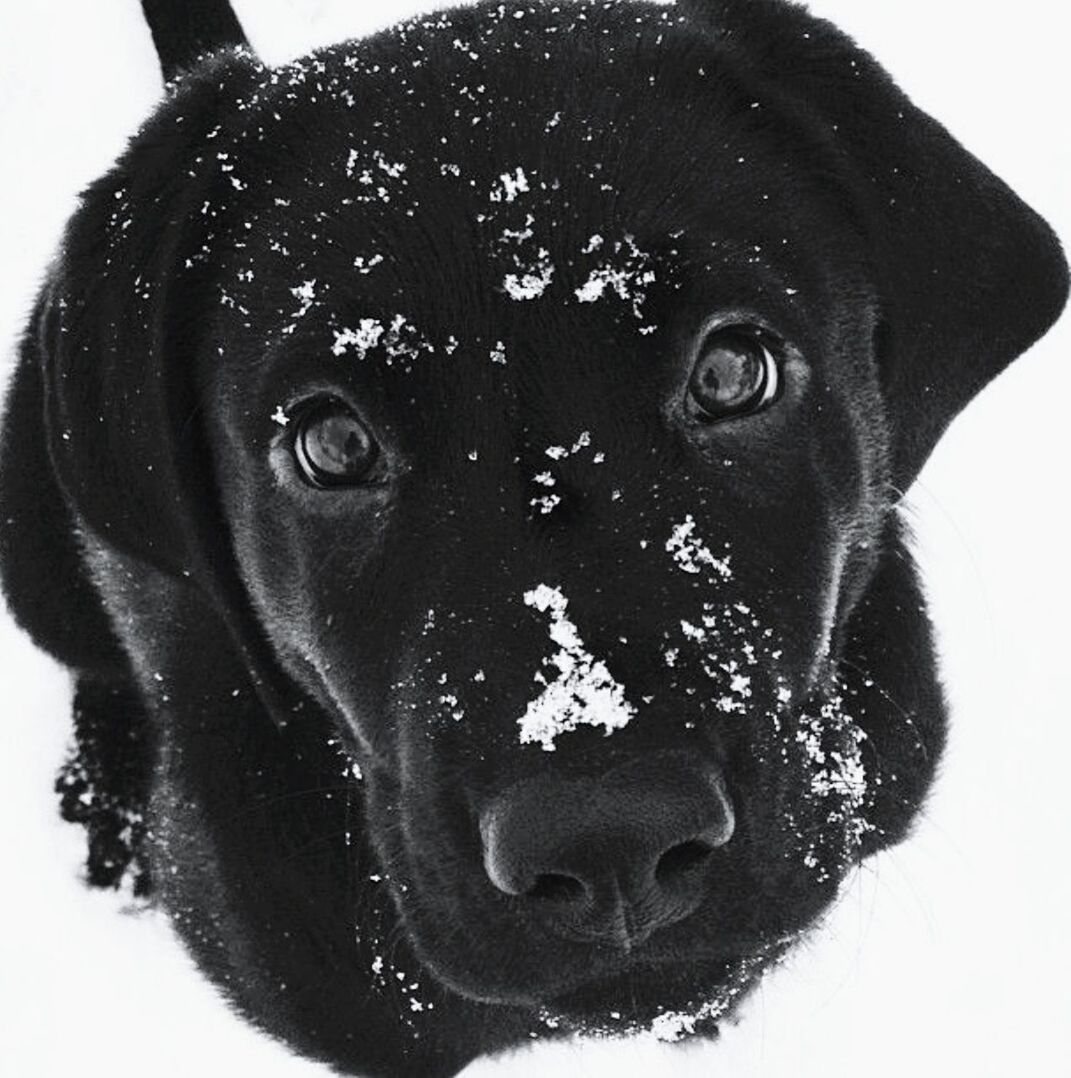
left=479, top=750, right=734, bottom=950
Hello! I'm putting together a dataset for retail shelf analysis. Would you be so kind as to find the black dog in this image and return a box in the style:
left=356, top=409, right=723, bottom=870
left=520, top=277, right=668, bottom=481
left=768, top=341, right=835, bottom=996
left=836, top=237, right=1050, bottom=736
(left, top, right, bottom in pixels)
left=0, top=0, right=1066, bottom=1075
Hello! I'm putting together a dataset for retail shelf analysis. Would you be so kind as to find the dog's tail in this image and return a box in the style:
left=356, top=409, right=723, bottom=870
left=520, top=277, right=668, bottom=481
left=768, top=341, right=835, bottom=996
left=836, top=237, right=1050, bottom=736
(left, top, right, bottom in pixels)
left=140, top=0, right=250, bottom=81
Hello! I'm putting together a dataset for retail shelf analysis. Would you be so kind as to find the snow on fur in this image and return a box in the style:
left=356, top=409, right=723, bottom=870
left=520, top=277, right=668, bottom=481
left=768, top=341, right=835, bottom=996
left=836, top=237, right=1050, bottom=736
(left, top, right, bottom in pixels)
left=518, top=584, right=636, bottom=751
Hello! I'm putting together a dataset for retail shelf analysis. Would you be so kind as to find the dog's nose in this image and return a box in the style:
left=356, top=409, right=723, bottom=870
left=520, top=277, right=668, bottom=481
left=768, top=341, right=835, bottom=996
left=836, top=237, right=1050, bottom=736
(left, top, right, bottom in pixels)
left=479, top=751, right=733, bottom=949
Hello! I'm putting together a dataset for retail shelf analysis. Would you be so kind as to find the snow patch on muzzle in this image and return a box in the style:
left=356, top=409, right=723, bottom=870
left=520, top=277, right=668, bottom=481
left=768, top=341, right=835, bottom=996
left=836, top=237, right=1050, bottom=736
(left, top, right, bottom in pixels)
left=517, top=584, right=636, bottom=751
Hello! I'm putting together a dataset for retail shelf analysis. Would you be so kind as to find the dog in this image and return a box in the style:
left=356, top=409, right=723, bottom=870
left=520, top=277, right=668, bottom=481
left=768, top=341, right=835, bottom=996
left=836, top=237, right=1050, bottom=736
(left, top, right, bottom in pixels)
left=0, top=0, right=1066, bottom=1075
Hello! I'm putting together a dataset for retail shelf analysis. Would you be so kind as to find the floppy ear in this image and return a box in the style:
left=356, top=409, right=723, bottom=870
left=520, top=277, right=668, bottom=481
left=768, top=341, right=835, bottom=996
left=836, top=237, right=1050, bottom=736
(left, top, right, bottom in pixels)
left=1, top=54, right=303, bottom=726
left=42, top=58, right=249, bottom=585
left=0, top=303, right=127, bottom=676
left=679, top=0, right=1068, bottom=489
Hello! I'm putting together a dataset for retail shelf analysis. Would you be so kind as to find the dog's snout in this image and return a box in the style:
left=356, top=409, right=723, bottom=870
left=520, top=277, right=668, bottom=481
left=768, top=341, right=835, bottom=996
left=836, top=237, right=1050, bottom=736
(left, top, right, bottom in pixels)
left=479, top=752, right=734, bottom=948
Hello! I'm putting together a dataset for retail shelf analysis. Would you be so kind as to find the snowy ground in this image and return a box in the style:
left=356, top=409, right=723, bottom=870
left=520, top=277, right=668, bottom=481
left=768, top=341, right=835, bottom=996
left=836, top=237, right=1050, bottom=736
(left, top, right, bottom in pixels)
left=1, top=1, right=1068, bottom=1075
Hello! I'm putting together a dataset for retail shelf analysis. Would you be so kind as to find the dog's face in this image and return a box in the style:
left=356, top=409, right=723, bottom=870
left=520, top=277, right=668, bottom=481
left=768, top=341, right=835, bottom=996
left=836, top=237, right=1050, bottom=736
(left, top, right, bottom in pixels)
left=201, top=8, right=899, bottom=1019
left=2, top=0, right=1066, bottom=1067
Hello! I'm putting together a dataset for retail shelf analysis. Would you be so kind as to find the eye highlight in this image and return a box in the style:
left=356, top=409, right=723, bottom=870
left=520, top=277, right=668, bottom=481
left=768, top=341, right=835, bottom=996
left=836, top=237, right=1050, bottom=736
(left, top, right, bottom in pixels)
left=687, top=326, right=781, bottom=421
left=292, top=399, right=379, bottom=487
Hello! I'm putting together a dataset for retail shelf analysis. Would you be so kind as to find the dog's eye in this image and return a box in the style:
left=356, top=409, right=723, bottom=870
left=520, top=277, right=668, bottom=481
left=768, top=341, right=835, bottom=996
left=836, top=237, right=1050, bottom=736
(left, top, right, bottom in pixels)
left=293, top=400, right=379, bottom=487
left=688, top=327, right=780, bottom=420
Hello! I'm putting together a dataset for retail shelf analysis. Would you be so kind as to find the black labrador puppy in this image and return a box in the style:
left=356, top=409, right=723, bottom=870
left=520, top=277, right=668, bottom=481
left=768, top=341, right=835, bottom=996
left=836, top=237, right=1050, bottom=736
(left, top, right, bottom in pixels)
left=0, top=0, right=1065, bottom=1075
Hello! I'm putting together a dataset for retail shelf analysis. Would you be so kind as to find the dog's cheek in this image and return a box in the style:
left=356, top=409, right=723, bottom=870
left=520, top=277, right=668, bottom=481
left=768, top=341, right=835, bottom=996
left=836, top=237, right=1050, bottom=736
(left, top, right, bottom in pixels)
left=838, top=539, right=948, bottom=854
left=761, top=534, right=946, bottom=885
left=217, top=468, right=395, bottom=695
left=782, top=697, right=871, bottom=885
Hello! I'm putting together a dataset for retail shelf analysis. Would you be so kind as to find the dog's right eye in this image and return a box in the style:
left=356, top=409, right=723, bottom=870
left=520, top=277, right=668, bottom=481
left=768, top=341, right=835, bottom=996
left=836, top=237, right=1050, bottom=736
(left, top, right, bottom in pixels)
left=292, top=400, right=379, bottom=488
left=687, top=325, right=781, bottom=422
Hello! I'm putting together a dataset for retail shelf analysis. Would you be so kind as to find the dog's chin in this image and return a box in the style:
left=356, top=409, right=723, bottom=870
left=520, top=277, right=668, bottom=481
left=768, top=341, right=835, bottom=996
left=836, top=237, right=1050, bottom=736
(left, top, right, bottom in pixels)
left=433, top=944, right=780, bottom=1041
left=399, top=903, right=789, bottom=1030
left=538, top=949, right=782, bottom=1034
left=379, top=815, right=845, bottom=1019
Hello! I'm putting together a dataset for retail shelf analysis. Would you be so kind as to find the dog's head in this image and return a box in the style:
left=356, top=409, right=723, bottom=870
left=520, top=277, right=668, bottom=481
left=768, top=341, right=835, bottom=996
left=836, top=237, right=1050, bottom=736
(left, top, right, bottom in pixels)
left=5, top=0, right=1066, bottom=1049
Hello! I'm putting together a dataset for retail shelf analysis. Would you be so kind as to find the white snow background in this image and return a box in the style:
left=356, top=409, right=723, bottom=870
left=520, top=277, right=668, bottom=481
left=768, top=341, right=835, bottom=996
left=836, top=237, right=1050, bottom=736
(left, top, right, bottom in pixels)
left=1, top=0, right=1068, bottom=1074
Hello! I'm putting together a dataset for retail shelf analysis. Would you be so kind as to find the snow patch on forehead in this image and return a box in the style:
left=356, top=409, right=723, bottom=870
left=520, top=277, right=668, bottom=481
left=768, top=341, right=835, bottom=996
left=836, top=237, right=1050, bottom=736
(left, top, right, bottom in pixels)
left=503, top=253, right=555, bottom=300
left=353, top=253, right=384, bottom=275
left=331, top=314, right=434, bottom=365
left=344, top=146, right=410, bottom=204
left=332, top=319, right=384, bottom=359
left=574, top=234, right=657, bottom=330
left=545, top=430, right=591, bottom=460
left=496, top=211, right=555, bottom=301
left=290, top=279, right=316, bottom=312
left=490, top=166, right=530, bottom=203
left=279, top=279, right=318, bottom=336
left=518, top=584, right=636, bottom=751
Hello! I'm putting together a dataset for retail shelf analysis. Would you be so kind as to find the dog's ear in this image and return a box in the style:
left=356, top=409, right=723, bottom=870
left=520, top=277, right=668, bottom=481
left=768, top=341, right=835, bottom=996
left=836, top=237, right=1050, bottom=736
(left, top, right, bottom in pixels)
left=0, top=303, right=127, bottom=676
left=1, top=55, right=301, bottom=724
left=0, top=59, right=242, bottom=675
left=141, top=0, right=249, bottom=81
left=679, top=0, right=1068, bottom=489
left=40, top=59, right=253, bottom=587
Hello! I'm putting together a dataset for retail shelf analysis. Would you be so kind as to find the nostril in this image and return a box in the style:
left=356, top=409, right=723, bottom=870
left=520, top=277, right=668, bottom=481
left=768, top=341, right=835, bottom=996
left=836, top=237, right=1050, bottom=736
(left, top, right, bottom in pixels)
left=655, top=838, right=714, bottom=883
left=480, top=752, right=735, bottom=930
left=528, top=872, right=586, bottom=903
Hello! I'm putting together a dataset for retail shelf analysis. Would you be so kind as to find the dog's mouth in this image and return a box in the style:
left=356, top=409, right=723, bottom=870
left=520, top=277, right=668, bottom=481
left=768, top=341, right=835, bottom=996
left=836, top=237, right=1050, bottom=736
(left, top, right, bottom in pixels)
left=326, top=519, right=942, bottom=1030
left=536, top=944, right=790, bottom=1038
left=345, top=666, right=880, bottom=1022
left=396, top=876, right=823, bottom=1015
left=362, top=763, right=849, bottom=1026
left=404, top=911, right=794, bottom=1037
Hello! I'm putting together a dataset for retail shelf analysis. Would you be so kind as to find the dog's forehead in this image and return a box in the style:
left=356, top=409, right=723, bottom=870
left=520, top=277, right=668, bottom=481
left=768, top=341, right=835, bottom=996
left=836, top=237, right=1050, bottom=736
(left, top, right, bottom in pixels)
left=199, top=0, right=861, bottom=372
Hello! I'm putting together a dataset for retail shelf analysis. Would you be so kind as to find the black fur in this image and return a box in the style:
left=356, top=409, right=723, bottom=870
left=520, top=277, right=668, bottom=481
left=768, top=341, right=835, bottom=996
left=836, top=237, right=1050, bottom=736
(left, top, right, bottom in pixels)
left=0, top=1, right=1065, bottom=1075
left=140, top=0, right=248, bottom=80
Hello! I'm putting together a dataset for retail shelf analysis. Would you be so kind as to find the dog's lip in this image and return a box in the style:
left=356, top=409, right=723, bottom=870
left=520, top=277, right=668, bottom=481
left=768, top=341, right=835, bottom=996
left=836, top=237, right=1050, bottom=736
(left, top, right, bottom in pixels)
left=402, top=883, right=788, bottom=1008
left=414, top=939, right=766, bottom=1011
left=523, top=942, right=784, bottom=1023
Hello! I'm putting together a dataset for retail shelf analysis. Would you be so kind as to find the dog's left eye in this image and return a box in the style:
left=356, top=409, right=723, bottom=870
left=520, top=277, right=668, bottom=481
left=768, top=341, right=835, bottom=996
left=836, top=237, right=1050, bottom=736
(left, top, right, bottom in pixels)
left=293, top=400, right=379, bottom=487
left=688, top=326, right=781, bottom=420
